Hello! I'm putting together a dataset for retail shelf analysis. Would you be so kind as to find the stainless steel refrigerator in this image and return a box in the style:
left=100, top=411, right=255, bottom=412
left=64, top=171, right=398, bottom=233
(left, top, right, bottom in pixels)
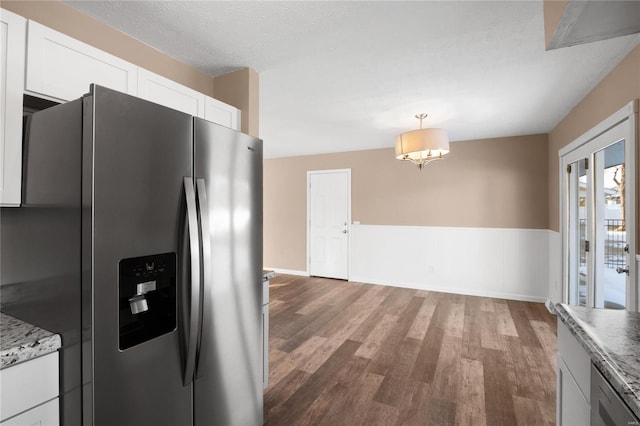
left=1, top=85, right=263, bottom=425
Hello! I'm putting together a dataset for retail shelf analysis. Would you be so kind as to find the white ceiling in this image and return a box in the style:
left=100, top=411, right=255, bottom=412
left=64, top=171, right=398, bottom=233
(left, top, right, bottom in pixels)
left=63, top=1, right=640, bottom=159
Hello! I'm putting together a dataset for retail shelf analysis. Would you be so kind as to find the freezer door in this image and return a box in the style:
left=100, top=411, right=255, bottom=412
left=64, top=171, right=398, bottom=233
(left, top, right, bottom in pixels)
left=83, top=86, right=193, bottom=426
left=193, top=118, right=263, bottom=426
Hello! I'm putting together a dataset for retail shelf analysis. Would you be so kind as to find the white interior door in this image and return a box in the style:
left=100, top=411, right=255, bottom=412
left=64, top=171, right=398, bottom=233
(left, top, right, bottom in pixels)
left=308, top=169, right=351, bottom=279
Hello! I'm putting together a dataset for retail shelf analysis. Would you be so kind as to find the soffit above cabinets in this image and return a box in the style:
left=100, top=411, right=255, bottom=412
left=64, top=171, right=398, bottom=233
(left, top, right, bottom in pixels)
left=546, top=0, right=640, bottom=50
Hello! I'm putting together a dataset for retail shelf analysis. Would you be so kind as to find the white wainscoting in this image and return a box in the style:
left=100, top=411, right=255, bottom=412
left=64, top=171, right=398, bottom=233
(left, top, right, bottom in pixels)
left=349, top=224, right=550, bottom=302
left=547, top=230, right=562, bottom=307
left=637, top=255, right=640, bottom=310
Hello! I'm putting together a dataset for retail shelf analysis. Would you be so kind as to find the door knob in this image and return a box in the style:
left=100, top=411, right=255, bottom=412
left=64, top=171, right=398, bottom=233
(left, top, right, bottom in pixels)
left=616, top=266, right=630, bottom=275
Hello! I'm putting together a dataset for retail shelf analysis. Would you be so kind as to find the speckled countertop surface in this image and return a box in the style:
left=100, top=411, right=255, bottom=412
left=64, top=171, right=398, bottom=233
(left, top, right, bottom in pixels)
left=263, top=270, right=276, bottom=282
left=556, top=304, right=640, bottom=419
left=0, top=312, right=61, bottom=369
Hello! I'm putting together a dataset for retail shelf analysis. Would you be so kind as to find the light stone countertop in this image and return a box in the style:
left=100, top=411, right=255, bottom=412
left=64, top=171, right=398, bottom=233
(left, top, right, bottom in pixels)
left=0, top=312, right=61, bottom=369
left=556, top=303, right=640, bottom=419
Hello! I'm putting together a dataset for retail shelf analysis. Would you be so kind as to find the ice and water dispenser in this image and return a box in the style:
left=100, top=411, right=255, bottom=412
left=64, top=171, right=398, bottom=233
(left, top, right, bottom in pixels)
left=118, top=253, right=177, bottom=350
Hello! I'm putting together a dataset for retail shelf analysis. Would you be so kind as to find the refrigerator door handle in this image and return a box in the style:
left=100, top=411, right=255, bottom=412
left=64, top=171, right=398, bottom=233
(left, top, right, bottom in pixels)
left=183, top=177, right=202, bottom=385
left=194, top=178, right=211, bottom=377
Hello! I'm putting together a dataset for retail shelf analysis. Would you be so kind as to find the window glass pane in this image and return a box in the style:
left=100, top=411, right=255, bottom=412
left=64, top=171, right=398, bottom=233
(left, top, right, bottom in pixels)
left=577, top=159, right=588, bottom=306
left=596, top=140, right=626, bottom=309
left=568, top=159, right=587, bottom=307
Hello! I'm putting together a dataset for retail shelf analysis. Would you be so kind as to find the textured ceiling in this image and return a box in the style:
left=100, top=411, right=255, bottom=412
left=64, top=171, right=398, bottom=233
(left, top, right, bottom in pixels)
left=63, top=1, right=640, bottom=158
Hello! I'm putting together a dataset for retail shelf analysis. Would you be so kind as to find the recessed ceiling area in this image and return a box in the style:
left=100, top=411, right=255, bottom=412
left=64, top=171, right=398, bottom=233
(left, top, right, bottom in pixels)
left=63, top=1, right=640, bottom=158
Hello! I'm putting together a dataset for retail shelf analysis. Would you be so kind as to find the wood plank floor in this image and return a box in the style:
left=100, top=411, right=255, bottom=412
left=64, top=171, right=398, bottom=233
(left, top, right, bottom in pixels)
left=264, top=275, right=557, bottom=426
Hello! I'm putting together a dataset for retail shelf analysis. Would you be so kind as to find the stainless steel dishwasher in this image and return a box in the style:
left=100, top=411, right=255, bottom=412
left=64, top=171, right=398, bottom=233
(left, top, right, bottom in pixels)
left=591, top=364, right=639, bottom=426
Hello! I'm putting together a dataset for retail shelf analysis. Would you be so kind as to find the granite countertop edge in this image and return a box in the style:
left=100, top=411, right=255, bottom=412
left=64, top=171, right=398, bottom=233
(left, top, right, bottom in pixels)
left=555, top=303, right=640, bottom=419
left=0, top=312, right=61, bottom=369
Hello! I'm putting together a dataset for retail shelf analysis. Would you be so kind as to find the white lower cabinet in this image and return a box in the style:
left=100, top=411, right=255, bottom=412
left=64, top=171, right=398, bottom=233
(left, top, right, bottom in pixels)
left=557, top=355, right=590, bottom=426
left=0, top=352, right=59, bottom=425
left=1, top=399, right=59, bottom=426
left=25, top=20, right=137, bottom=102
left=557, top=319, right=591, bottom=426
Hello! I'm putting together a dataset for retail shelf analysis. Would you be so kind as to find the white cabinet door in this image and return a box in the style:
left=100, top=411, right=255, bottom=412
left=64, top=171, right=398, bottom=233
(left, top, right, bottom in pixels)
left=557, top=321, right=591, bottom=402
left=0, top=398, right=59, bottom=426
left=557, top=320, right=591, bottom=426
left=137, top=68, right=205, bottom=118
left=0, top=9, right=26, bottom=206
left=557, top=355, right=590, bottom=426
left=0, top=352, right=59, bottom=422
left=204, top=96, right=240, bottom=130
left=25, top=20, right=137, bottom=102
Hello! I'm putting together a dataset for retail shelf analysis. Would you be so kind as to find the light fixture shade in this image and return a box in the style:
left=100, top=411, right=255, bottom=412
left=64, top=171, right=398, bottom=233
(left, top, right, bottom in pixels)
left=395, top=128, right=450, bottom=160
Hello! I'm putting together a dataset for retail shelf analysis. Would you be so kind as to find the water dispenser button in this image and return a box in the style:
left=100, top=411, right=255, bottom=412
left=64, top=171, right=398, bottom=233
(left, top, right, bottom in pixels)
left=129, top=295, right=149, bottom=315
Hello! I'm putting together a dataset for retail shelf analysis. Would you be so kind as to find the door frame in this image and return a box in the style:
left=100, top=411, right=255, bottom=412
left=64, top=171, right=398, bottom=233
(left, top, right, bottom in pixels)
left=306, top=168, right=352, bottom=279
left=559, top=100, right=638, bottom=310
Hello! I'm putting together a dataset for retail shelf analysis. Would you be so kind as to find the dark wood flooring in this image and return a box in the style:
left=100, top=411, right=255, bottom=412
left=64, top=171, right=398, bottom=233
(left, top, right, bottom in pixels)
left=264, top=275, right=557, bottom=426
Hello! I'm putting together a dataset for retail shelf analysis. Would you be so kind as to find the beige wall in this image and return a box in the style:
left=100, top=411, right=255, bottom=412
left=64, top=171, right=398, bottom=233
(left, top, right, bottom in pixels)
left=214, top=68, right=260, bottom=137
left=548, top=44, right=640, bottom=234
left=265, top=134, right=549, bottom=271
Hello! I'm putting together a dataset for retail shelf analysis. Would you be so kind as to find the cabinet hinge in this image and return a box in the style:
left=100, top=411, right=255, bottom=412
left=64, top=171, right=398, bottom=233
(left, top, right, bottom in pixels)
left=584, top=158, right=589, bottom=170
left=567, top=164, right=572, bottom=174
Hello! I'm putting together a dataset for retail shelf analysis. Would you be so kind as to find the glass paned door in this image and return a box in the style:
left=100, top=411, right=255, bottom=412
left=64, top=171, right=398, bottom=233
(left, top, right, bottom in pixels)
left=568, top=158, right=589, bottom=306
left=594, top=141, right=626, bottom=309
left=555, top=102, right=640, bottom=311
left=563, top=114, right=635, bottom=311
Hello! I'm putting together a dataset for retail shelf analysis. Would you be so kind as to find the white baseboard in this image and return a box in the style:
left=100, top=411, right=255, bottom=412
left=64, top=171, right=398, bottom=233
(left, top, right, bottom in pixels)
left=349, top=275, right=547, bottom=303
left=265, top=267, right=309, bottom=277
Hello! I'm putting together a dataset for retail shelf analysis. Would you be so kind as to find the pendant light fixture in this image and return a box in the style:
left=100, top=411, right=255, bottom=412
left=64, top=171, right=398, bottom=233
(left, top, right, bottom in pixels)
left=395, top=114, right=450, bottom=170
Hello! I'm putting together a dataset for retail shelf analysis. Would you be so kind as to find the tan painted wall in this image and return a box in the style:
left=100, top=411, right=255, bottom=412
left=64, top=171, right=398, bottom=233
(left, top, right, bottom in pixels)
left=3, top=0, right=215, bottom=95
left=543, top=0, right=569, bottom=48
left=214, top=68, right=260, bottom=137
left=265, top=134, right=549, bottom=271
left=548, top=44, right=640, bottom=233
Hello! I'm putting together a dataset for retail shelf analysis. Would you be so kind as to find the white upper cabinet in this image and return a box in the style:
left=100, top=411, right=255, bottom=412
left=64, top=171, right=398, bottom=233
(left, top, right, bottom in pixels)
left=0, top=9, right=26, bottom=207
left=205, top=96, right=241, bottom=131
left=137, top=68, right=206, bottom=118
left=25, top=20, right=137, bottom=102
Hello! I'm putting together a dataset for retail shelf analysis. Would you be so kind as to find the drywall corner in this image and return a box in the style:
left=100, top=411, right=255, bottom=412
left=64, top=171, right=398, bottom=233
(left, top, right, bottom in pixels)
left=213, top=68, right=259, bottom=137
